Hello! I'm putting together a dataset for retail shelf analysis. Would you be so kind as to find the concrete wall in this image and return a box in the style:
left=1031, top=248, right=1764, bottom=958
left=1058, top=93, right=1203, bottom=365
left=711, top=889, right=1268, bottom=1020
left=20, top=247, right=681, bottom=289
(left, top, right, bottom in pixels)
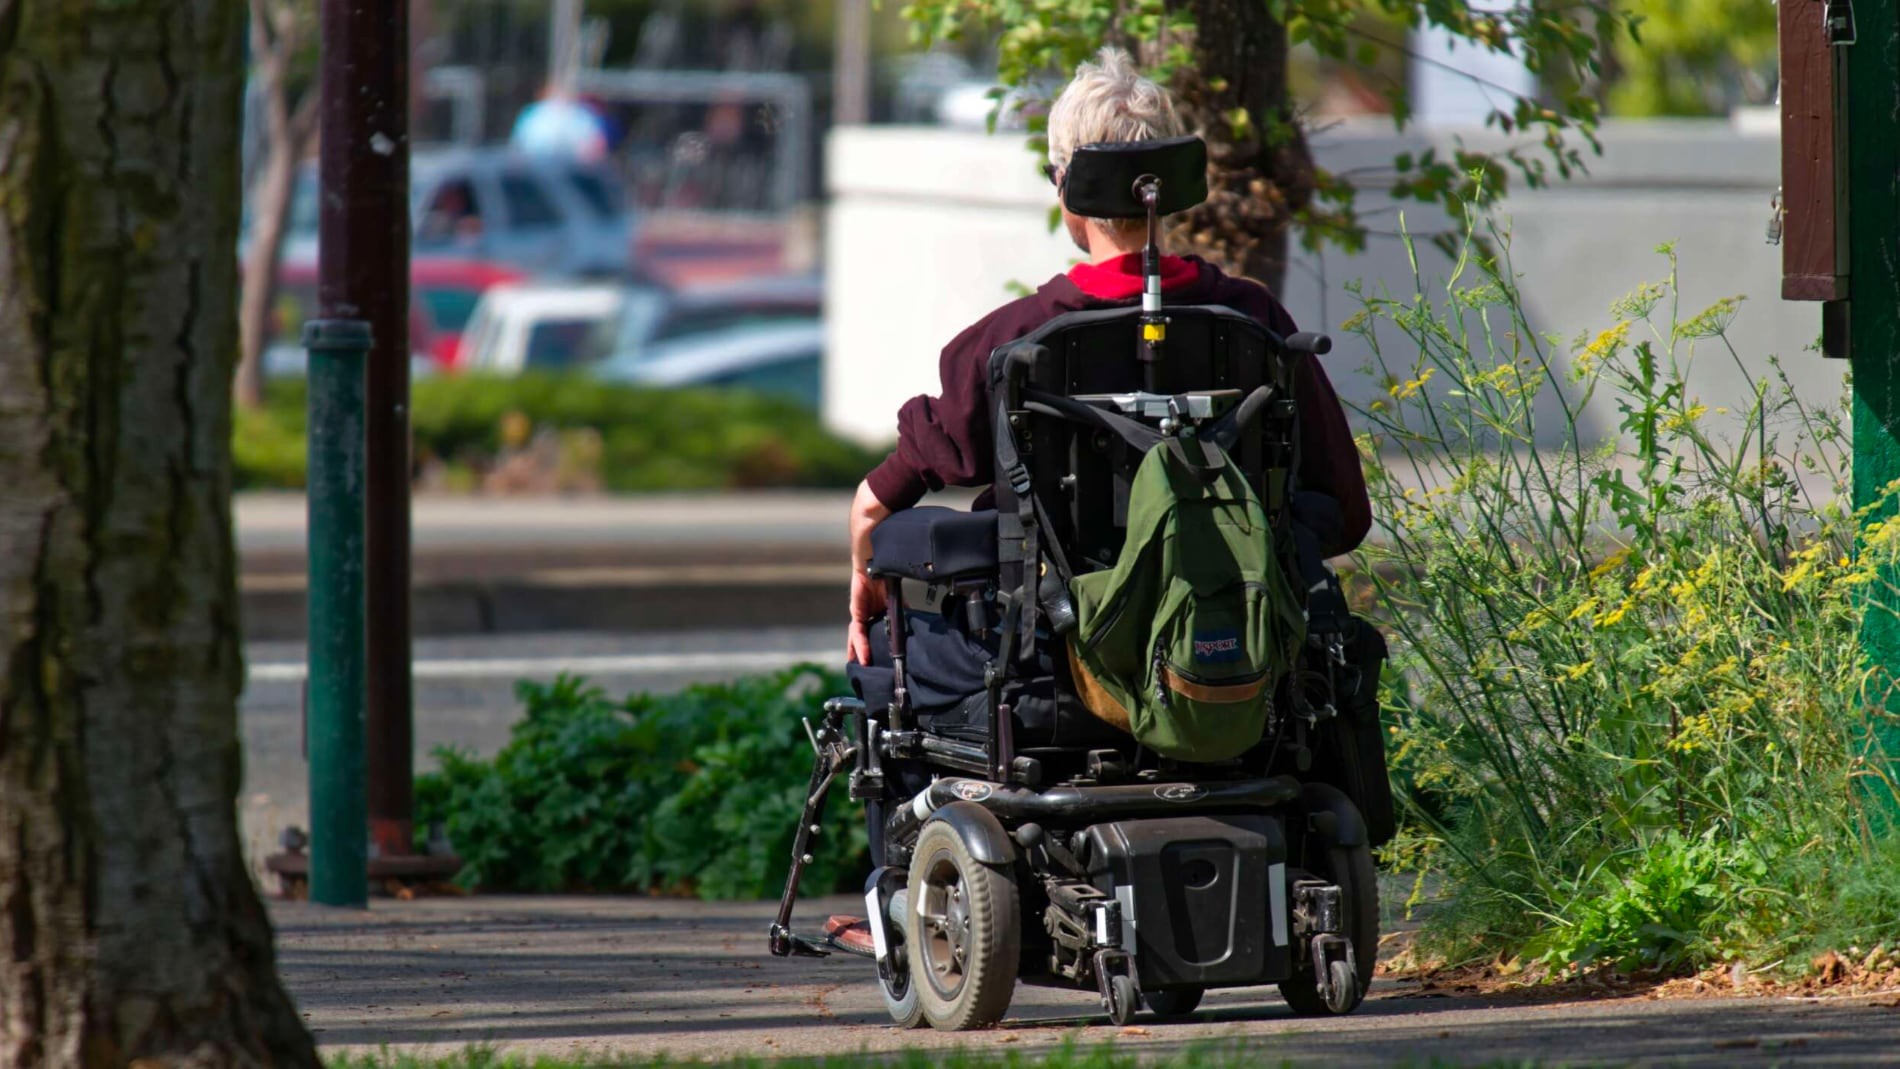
left=824, top=119, right=1847, bottom=450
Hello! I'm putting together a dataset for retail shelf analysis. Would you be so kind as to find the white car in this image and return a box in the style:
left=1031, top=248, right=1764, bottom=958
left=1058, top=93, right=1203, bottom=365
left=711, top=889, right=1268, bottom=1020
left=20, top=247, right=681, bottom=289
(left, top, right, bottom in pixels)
left=457, top=283, right=630, bottom=374
left=579, top=272, right=823, bottom=366
left=592, top=320, right=824, bottom=409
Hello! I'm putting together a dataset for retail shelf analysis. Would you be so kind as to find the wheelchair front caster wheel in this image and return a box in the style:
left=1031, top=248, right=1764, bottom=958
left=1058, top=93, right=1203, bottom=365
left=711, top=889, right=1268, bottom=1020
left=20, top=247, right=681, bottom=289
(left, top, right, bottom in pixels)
left=1105, top=973, right=1139, bottom=1026
left=1278, top=837, right=1378, bottom=1017
left=1144, top=986, right=1204, bottom=1018
left=907, top=820, right=1020, bottom=1031
left=1323, top=958, right=1359, bottom=1014
left=878, top=948, right=926, bottom=1029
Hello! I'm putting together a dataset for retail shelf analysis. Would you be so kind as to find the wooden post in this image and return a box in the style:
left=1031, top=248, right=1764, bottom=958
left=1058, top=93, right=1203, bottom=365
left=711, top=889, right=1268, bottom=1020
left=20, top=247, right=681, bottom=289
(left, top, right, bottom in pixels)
left=1779, top=0, right=1846, bottom=302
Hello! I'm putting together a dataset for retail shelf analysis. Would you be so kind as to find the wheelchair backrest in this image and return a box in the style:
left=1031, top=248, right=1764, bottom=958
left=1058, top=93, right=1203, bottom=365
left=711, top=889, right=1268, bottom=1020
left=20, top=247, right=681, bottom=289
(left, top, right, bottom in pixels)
left=987, top=305, right=1300, bottom=578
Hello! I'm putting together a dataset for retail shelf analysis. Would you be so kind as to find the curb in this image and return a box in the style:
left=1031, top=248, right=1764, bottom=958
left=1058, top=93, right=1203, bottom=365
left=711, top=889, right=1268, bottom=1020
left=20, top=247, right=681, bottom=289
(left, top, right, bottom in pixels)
left=241, top=561, right=846, bottom=642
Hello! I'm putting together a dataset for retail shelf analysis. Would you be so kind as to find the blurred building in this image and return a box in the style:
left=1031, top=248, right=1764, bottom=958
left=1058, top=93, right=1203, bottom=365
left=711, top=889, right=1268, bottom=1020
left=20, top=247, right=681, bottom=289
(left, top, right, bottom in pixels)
left=823, top=120, right=1819, bottom=456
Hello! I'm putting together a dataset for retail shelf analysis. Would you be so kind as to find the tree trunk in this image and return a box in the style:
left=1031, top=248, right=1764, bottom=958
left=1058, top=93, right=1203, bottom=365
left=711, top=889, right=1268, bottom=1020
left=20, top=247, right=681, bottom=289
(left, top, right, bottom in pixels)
left=0, top=3, right=320, bottom=1067
left=1148, top=0, right=1314, bottom=295
left=237, top=135, right=302, bottom=411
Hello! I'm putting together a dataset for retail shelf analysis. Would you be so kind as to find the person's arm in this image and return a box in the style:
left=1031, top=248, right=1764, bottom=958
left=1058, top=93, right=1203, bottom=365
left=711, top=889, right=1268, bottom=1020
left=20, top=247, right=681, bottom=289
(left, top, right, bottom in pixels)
left=846, top=479, right=893, bottom=664
left=1231, top=278, right=1372, bottom=556
left=1291, top=355, right=1371, bottom=555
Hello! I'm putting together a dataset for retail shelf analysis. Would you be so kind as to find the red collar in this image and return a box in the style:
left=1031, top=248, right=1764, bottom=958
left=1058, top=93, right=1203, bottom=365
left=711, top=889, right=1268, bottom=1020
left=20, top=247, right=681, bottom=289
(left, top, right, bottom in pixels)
left=1067, top=253, right=1199, bottom=301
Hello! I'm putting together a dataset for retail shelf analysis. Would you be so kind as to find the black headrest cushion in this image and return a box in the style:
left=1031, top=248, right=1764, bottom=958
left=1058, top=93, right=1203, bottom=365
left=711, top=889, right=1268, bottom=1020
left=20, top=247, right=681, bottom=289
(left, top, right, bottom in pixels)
left=1062, top=136, right=1208, bottom=219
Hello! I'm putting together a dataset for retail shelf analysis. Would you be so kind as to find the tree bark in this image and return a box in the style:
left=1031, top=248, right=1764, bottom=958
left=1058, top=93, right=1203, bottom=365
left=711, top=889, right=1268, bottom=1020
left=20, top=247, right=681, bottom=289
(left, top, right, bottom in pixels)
left=1146, top=0, right=1313, bottom=295
left=0, top=3, right=320, bottom=1066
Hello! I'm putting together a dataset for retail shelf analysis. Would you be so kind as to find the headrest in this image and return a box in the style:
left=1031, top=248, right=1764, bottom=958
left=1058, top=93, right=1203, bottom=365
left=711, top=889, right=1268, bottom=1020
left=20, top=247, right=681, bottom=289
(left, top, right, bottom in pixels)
left=1061, top=136, right=1208, bottom=219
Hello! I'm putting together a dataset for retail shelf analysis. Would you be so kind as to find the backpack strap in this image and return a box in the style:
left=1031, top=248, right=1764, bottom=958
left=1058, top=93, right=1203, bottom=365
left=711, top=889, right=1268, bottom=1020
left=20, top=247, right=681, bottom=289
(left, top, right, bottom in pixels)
left=1022, top=389, right=1163, bottom=454
left=1204, top=384, right=1276, bottom=451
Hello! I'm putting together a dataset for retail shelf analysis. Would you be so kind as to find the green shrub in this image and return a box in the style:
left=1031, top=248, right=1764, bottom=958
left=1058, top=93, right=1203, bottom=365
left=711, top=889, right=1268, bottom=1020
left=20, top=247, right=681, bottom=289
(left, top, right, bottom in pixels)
left=233, top=374, right=883, bottom=492
left=1354, top=223, right=1900, bottom=974
left=414, top=667, right=868, bottom=898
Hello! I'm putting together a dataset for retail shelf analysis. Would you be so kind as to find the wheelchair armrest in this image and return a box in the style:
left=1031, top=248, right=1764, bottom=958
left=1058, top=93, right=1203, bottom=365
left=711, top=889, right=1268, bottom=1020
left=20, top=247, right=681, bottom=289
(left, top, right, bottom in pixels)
left=868, top=507, right=999, bottom=582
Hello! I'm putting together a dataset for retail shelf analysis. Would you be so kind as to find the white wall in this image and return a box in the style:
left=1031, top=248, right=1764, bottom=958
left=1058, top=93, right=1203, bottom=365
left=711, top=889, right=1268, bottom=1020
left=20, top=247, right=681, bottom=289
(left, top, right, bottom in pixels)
left=825, top=120, right=1844, bottom=450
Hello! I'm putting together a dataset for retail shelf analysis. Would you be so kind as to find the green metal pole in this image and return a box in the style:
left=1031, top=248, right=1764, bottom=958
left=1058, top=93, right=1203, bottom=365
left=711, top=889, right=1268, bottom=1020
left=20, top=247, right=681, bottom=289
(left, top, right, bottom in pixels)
left=1846, top=0, right=1900, bottom=822
left=304, top=318, right=370, bottom=907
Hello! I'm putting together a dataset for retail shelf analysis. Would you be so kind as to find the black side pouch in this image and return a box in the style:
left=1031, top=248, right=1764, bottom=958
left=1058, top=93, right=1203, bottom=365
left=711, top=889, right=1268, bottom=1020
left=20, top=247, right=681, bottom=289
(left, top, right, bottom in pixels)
left=1317, top=619, right=1396, bottom=847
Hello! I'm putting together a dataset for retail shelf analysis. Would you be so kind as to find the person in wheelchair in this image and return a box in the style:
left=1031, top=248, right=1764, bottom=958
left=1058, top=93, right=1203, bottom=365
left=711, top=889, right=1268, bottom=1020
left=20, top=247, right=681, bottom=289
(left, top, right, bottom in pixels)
left=773, top=47, right=1394, bottom=1032
left=847, top=47, right=1368, bottom=676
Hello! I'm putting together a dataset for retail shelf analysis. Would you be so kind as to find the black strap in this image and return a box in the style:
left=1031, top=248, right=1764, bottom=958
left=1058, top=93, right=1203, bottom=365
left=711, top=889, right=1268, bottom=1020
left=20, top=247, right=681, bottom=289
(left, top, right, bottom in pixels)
left=994, top=393, right=1034, bottom=499
left=1205, top=384, right=1275, bottom=451
left=1022, top=389, right=1163, bottom=454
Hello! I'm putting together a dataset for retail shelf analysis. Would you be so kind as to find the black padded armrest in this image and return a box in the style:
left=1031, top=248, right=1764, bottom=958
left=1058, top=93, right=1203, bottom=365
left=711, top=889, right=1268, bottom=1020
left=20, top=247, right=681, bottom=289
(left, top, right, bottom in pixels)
left=868, top=507, right=998, bottom=581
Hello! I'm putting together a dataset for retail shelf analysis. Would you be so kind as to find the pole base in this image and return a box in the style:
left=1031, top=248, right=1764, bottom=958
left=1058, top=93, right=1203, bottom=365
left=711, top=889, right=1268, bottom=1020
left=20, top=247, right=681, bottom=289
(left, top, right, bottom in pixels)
left=265, top=849, right=463, bottom=900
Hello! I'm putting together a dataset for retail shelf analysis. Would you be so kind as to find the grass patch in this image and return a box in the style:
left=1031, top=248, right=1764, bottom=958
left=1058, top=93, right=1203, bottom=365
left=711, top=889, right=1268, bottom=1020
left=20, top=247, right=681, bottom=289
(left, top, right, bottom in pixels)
left=1353, top=224, right=1900, bottom=976
left=414, top=667, right=868, bottom=897
left=235, top=374, right=884, bottom=493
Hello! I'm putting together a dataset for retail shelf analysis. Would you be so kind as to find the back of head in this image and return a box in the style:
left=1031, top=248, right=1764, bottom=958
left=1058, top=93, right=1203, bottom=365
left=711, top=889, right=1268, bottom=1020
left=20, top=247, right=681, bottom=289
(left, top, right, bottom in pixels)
left=1047, top=48, right=1185, bottom=232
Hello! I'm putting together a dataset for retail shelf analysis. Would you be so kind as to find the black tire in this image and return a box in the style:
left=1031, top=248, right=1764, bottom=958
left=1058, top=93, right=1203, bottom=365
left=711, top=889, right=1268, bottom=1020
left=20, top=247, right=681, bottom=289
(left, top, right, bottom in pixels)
left=1106, top=973, right=1140, bottom=1026
left=907, top=819, right=1020, bottom=1031
left=1144, top=986, right=1204, bottom=1018
left=878, top=946, right=926, bottom=1029
left=1278, top=838, right=1378, bottom=1016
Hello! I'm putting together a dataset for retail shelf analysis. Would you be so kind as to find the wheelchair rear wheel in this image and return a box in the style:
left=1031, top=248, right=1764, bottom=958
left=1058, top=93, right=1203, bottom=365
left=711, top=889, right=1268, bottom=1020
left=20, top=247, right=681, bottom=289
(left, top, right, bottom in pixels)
left=907, top=819, right=1020, bottom=1031
left=1278, top=838, right=1378, bottom=1016
left=1144, top=987, right=1204, bottom=1018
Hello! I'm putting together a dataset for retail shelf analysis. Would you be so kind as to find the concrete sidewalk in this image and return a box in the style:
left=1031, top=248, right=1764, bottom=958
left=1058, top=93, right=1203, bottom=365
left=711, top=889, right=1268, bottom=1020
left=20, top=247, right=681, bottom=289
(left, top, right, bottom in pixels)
left=238, top=493, right=854, bottom=640
left=275, top=894, right=1899, bottom=1065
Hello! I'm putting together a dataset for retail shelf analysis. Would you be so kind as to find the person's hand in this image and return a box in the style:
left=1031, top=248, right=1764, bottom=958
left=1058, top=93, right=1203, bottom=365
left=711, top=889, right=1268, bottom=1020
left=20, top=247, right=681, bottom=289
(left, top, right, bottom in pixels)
left=847, top=568, right=887, bottom=665
left=846, top=479, right=893, bottom=664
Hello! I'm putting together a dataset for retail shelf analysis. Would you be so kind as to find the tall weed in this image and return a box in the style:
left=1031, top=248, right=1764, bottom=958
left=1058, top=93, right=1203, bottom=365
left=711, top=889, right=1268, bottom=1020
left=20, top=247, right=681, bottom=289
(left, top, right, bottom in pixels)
left=1350, top=223, right=1900, bottom=972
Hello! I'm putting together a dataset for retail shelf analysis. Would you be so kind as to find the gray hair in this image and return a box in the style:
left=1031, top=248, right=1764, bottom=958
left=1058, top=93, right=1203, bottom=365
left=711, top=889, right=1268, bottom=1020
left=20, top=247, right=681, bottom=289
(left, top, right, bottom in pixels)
left=1046, top=47, right=1184, bottom=176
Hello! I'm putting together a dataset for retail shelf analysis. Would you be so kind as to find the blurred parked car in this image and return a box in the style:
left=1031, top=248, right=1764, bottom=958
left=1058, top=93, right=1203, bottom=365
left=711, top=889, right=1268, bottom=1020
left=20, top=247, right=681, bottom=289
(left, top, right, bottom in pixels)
left=412, top=258, right=527, bottom=370
left=271, top=256, right=521, bottom=374
left=580, top=272, right=822, bottom=365
left=278, top=148, right=634, bottom=278
left=592, top=320, right=824, bottom=409
left=458, top=283, right=630, bottom=374
left=269, top=260, right=437, bottom=379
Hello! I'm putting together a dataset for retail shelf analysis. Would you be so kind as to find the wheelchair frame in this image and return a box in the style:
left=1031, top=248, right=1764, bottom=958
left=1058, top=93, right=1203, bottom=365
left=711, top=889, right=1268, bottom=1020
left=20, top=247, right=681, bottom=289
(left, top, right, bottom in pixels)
left=767, top=136, right=1387, bottom=1031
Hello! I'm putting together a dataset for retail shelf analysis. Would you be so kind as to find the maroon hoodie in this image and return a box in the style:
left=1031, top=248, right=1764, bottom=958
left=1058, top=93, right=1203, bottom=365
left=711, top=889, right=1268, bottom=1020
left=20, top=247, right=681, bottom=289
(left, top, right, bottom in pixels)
left=866, top=254, right=1371, bottom=555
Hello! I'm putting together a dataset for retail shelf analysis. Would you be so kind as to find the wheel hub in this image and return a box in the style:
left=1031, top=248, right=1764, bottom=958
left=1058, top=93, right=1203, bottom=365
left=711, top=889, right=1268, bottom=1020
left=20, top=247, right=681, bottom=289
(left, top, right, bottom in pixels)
left=920, top=857, right=971, bottom=994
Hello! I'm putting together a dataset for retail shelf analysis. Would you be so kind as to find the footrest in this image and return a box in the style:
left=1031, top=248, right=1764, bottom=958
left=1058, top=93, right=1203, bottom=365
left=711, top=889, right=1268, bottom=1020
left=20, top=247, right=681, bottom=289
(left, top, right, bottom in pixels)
left=768, top=923, right=833, bottom=959
left=822, top=914, right=879, bottom=959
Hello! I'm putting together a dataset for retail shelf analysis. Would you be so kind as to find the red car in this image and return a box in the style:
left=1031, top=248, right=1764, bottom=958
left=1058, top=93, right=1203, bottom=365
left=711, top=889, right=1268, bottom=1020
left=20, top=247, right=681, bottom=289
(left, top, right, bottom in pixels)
left=272, top=256, right=525, bottom=372
left=411, top=257, right=526, bottom=370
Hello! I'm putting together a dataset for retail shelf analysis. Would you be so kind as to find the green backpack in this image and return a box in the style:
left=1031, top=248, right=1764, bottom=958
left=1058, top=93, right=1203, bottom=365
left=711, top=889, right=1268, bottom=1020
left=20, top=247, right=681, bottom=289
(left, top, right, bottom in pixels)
left=1065, top=439, right=1307, bottom=762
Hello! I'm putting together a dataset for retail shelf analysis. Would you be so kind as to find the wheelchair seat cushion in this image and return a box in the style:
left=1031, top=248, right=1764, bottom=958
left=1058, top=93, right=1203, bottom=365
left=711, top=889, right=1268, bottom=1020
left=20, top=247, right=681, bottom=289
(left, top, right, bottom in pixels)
left=868, top=507, right=998, bottom=582
left=855, top=613, right=1126, bottom=749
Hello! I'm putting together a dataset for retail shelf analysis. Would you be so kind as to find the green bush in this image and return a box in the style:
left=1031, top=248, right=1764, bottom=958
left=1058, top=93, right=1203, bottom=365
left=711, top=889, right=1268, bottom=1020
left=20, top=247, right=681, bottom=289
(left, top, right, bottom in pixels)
left=414, top=667, right=868, bottom=898
left=233, top=374, right=884, bottom=492
left=1354, top=224, right=1900, bottom=974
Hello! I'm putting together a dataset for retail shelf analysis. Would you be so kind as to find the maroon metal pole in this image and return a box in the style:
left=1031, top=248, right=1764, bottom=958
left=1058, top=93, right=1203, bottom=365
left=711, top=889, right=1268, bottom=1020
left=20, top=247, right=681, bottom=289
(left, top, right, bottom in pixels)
left=319, top=0, right=414, bottom=861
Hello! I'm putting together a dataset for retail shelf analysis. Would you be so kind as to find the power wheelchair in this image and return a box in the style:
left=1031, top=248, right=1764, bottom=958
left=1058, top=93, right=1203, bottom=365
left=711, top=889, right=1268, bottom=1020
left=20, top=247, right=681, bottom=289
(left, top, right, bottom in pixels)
left=769, top=136, right=1394, bottom=1031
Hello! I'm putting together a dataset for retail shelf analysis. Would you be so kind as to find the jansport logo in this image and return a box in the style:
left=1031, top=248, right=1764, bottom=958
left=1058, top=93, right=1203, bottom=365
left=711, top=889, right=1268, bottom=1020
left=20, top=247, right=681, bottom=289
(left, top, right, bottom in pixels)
left=1193, top=630, right=1243, bottom=663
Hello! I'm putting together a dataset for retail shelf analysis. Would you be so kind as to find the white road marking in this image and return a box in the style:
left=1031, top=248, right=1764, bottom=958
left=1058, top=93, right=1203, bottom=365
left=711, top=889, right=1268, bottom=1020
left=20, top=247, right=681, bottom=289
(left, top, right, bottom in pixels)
left=247, top=648, right=838, bottom=684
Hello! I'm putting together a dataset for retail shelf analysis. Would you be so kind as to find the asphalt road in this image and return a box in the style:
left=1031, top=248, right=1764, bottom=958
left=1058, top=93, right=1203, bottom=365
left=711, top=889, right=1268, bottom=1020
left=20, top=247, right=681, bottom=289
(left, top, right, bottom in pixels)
left=276, top=894, right=1900, bottom=1066
left=240, top=625, right=839, bottom=866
